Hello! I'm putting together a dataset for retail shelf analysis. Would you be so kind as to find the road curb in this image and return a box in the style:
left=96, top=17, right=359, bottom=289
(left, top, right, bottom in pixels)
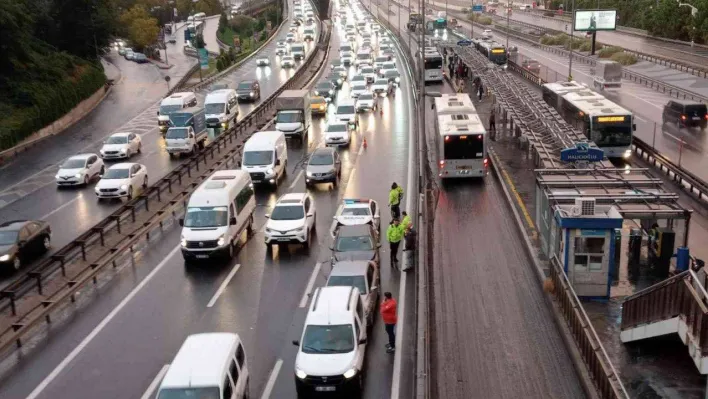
left=488, top=149, right=601, bottom=399
left=0, top=67, right=117, bottom=165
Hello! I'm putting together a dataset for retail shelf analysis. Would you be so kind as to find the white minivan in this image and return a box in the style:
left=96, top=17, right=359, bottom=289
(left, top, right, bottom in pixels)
left=158, top=92, right=198, bottom=132
left=156, top=333, right=250, bottom=399
left=179, top=170, right=255, bottom=262
left=205, top=89, right=239, bottom=129
left=240, top=131, right=287, bottom=187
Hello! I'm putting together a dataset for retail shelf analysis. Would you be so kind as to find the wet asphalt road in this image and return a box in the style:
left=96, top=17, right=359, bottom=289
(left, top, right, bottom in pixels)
left=0, top=16, right=314, bottom=286
left=0, top=3, right=415, bottom=398
left=369, top=1, right=586, bottom=397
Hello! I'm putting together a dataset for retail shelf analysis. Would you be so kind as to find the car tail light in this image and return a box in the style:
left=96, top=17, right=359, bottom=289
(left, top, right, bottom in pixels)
left=681, top=115, right=687, bottom=120
left=705, top=114, right=708, bottom=120
left=484, top=158, right=488, bottom=167
left=439, top=160, right=445, bottom=168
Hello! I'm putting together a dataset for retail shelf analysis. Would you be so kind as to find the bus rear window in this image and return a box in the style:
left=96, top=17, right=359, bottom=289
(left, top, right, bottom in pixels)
left=443, top=135, right=484, bottom=159
left=424, top=58, right=442, bottom=69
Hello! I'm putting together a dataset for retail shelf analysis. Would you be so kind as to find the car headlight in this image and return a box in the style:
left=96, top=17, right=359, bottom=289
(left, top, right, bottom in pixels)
left=120, top=184, right=128, bottom=190
left=217, top=235, right=225, bottom=246
left=306, top=171, right=314, bottom=177
left=293, top=227, right=304, bottom=233
left=395, top=77, right=400, bottom=82
left=295, top=368, right=308, bottom=379
left=120, top=148, right=127, bottom=153
left=180, top=237, right=187, bottom=248
left=250, top=91, right=255, bottom=97
left=99, top=149, right=105, bottom=154
left=266, top=168, right=274, bottom=176
left=329, top=90, right=334, bottom=95
left=0, top=254, right=10, bottom=262
left=623, top=150, right=632, bottom=158
left=74, top=173, right=82, bottom=179
left=337, top=79, right=342, bottom=84
left=343, top=368, right=358, bottom=379
left=314, top=91, right=319, bottom=95
left=329, top=169, right=336, bottom=174
left=265, top=228, right=272, bottom=234
left=55, top=174, right=61, bottom=180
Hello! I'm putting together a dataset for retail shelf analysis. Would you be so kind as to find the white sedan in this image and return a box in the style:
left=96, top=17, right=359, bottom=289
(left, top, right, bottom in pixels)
left=256, top=57, right=270, bottom=66
left=100, top=132, right=142, bottom=160
left=324, top=122, right=351, bottom=147
left=372, top=78, right=392, bottom=95
left=281, top=56, right=295, bottom=68
left=359, top=67, right=376, bottom=83
left=95, top=163, right=148, bottom=200
left=350, top=83, right=368, bottom=98
left=55, top=153, right=104, bottom=187
left=356, top=93, right=376, bottom=112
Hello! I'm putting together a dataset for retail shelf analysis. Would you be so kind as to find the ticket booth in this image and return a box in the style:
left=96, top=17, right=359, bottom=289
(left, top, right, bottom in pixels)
left=553, top=200, right=623, bottom=299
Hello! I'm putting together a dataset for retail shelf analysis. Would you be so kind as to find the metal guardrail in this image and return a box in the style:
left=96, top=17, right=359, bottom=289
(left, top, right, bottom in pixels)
left=549, top=256, right=630, bottom=399
left=0, top=16, right=330, bottom=356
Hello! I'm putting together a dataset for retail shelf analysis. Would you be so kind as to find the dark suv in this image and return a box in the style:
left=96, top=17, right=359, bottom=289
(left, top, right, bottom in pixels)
left=236, top=80, right=261, bottom=102
left=0, top=220, right=52, bottom=271
left=662, top=100, right=707, bottom=129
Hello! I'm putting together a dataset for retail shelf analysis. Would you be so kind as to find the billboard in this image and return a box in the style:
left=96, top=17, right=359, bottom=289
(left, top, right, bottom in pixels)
left=573, top=10, right=617, bottom=32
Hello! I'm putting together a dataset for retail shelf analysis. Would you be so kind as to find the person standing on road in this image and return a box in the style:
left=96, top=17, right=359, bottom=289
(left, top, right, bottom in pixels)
left=402, top=224, right=417, bottom=271
left=401, top=211, right=411, bottom=229
left=489, top=108, right=496, bottom=141
left=389, top=182, right=404, bottom=219
left=477, top=82, right=484, bottom=100
left=381, top=292, right=398, bottom=354
left=387, top=219, right=405, bottom=269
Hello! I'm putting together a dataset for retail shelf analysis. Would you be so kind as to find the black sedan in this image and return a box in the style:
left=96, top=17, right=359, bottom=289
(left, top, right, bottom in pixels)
left=236, top=80, right=261, bottom=102
left=0, top=220, right=52, bottom=271
left=330, top=224, right=381, bottom=266
left=324, top=74, right=344, bottom=90
left=313, top=81, right=336, bottom=101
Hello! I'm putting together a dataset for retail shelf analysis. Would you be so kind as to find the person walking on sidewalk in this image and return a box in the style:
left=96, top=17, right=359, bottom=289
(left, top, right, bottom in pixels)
left=489, top=108, right=496, bottom=141
left=387, top=219, right=405, bottom=269
left=381, top=292, right=398, bottom=353
left=388, top=182, right=404, bottom=219
left=477, top=82, right=484, bottom=100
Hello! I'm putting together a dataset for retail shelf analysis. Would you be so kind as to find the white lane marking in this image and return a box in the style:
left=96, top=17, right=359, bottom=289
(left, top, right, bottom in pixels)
left=289, top=170, right=304, bottom=189
left=40, top=196, right=81, bottom=220
left=26, top=245, right=181, bottom=399
left=299, top=262, right=323, bottom=308
left=206, top=263, right=241, bottom=308
left=140, top=364, right=170, bottom=399
left=260, top=359, right=283, bottom=399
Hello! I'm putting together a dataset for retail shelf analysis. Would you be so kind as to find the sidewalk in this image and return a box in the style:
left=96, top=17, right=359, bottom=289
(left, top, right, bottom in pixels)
left=101, top=58, right=122, bottom=82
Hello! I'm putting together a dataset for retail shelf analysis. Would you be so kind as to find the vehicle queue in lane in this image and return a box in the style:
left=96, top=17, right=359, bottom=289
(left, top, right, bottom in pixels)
left=0, top=12, right=316, bottom=276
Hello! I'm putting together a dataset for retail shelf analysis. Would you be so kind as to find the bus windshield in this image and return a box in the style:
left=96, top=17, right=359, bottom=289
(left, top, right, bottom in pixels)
left=424, top=57, right=442, bottom=70
left=590, top=118, right=633, bottom=147
left=443, top=135, right=484, bottom=159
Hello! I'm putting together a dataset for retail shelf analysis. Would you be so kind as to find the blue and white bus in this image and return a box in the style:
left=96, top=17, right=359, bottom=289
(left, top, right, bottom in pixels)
left=434, top=94, right=488, bottom=179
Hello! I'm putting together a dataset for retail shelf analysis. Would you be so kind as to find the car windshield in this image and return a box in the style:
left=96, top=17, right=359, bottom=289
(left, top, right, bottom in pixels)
left=374, top=79, right=388, bottom=86
left=61, top=159, right=86, bottom=169
left=157, top=387, right=220, bottom=399
left=357, top=54, right=370, bottom=60
left=301, top=324, right=355, bottom=354
left=105, top=136, right=128, bottom=144
left=359, top=94, right=374, bottom=101
left=361, top=68, right=374, bottom=74
left=270, top=205, right=305, bottom=220
left=336, top=235, right=373, bottom=251
left=0, top=231, right=19, bottom=245
left=184, top=206, right=228, bottom=228
left=309, top=152, right=334, bottom=165
left=331, top=59, right=341, bottom=66
left=327, top=124, right=348, bottom=133
left=316, top=82, right=332, bottom=90
left=205, top=103, right=225, bottom=114
left=102, top=168, right=130, bottom=179
left=352, top=76, right=365, bottom=82
left=165, top=128, right=189, bottom=139
left=312, top=97, right=326, bottom=105
left=327, top=275, right=367, bottom=295
left=276, top=111, right=302, bottom=123
left=243, top=150, right=273, bottom=166
left=237, top=82, right=252, bottom=90
left=159, top=104, right=182, bottom=115
left=352, top=84, right=366, bottom=91
left=337, top=105, right=355, bottom=114
left=342, top=207, right=370, bottom=216
left=385, top=71, right=400, bottom=78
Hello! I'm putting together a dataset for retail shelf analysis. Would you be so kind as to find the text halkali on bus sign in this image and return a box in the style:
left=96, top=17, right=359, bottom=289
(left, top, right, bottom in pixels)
left=560, top=142, right=605, bottom=162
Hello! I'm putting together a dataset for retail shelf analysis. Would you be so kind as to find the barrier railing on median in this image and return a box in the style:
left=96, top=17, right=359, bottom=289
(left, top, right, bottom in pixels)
left=549, top=256, right=631, bottom=399
left=0, top=16, right=330, bottom=357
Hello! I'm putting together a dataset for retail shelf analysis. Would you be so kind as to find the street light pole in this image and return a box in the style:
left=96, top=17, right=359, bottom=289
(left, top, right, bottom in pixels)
left=505, top=0, right=510, bottom=50
left=568, top=0, right=574, bottom=80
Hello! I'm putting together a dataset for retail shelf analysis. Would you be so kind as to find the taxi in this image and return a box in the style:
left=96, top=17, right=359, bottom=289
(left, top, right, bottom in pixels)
left=310, top=96, right=327, bottom=116
left=330, top=198, right=381, bottom=238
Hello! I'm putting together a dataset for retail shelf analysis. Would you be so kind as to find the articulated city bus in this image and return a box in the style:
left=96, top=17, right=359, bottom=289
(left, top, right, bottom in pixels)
left=423, top=51, right=444, bottom=83
left=433, top=94, right=488, bottom=179
left=476, top=41, right=507, bottom=66
left=542, top=82, right=635, bottom=158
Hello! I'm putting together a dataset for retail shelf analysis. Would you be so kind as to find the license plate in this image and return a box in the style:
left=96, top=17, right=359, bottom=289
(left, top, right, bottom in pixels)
left=693, top=117, right=701, bottom=120
left=196, top=255, right=209, bottom=259
left=315, top=386, right=335, bottom=392
left=277, top=238, right=290, bottom=242
left=456, top=165, right=470, bottom=170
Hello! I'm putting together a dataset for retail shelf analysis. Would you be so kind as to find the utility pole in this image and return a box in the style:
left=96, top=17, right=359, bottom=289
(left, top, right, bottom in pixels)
left=568, top=0, right=574, bottom=80
left=506, top=0, right=510, bottom=50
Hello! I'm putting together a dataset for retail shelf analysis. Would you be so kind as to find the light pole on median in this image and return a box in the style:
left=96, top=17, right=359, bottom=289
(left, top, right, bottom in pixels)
left=568, top=0, right=574, bottom=80
left=505, top=0, right=510, bottom=50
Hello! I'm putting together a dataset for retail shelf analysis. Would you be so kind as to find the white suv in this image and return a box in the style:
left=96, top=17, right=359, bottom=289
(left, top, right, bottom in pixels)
left=264, top=193, right=316, bottom=250
left=293, top=286, right=368, bottom=397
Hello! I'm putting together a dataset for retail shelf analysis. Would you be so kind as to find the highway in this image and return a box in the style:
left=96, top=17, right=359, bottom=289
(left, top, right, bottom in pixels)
left=411, top=2, right=708, bottom=185
left=367, top=1, right=586, bottom=397
left=0, top=15, right=310, bottom=284
left=0, top=2, right=416, bottom=398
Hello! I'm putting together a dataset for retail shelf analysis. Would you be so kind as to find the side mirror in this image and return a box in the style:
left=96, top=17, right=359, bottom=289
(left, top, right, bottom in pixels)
left=307, top=213, right=314, bottom=217
left=275, top=159, right=281, bottom=166
left=178, top=218, right=184, bottom=227
left=292, top=340, right=300, bottom=346
left=157, top=111, right=159, bottom=115
left=18, top=240, right=27, bottom=247
left=189, top=133, right=195, bottom=139
left=358, top=338, right=367, bottom=345
left=230, top=217, right=237, bottom=225
left=265, top=214, right=270, bottom=219
left=237, top=161, right=242, bottom=168
left=377, top=243, right=382, bottom=248
left=329, top=245, right=334, bottom=250
left=226, top=109, right=230, bottom=114
left=374, top=215, right=380, bottom=219
left=633, top=124, right=637, bottom=131
left=370, top=285, right=378, bottom=291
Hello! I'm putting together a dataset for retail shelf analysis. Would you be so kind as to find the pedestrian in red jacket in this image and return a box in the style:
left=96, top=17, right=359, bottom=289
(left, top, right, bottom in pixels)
left=381, top=292, right=398, bottom=353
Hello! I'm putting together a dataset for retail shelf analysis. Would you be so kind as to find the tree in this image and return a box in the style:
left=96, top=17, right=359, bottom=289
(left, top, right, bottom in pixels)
left=44, top=0, right=117, bottom=60
left=121, top=4, right=160, bottom=51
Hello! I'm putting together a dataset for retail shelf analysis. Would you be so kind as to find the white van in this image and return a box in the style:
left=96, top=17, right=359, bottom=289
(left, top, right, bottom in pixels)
left=241, top=131, right=287, bottom=186
left=157, top=333, right=250, bottom=399
left=205, top=89, right=239, bottom=129
left=179, top=170, right=255, bottom=262
left=158, top=92, right=198, bottom=132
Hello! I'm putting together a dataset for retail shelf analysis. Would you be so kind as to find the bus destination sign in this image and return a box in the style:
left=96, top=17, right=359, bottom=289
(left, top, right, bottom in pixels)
left=491, top=49, right=505, bottom=54
left=596, top=116, right=625, bottom=123
left=560, top=142, right=604, bottom=163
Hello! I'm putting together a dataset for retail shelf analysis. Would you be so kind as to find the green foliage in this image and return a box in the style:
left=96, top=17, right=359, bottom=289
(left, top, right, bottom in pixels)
left=610, top=52, right=638, bottom=65
left=219, top=12, right=229, bottom=33
left=193, top=33, right=206, bottom=49
left=175, top=0, right=223, bottom=20
left=598, top=46, right=624, bottom=58
left=120, top=4, right=160, bottom=51
left=468, top=13, right=493, bottom=25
